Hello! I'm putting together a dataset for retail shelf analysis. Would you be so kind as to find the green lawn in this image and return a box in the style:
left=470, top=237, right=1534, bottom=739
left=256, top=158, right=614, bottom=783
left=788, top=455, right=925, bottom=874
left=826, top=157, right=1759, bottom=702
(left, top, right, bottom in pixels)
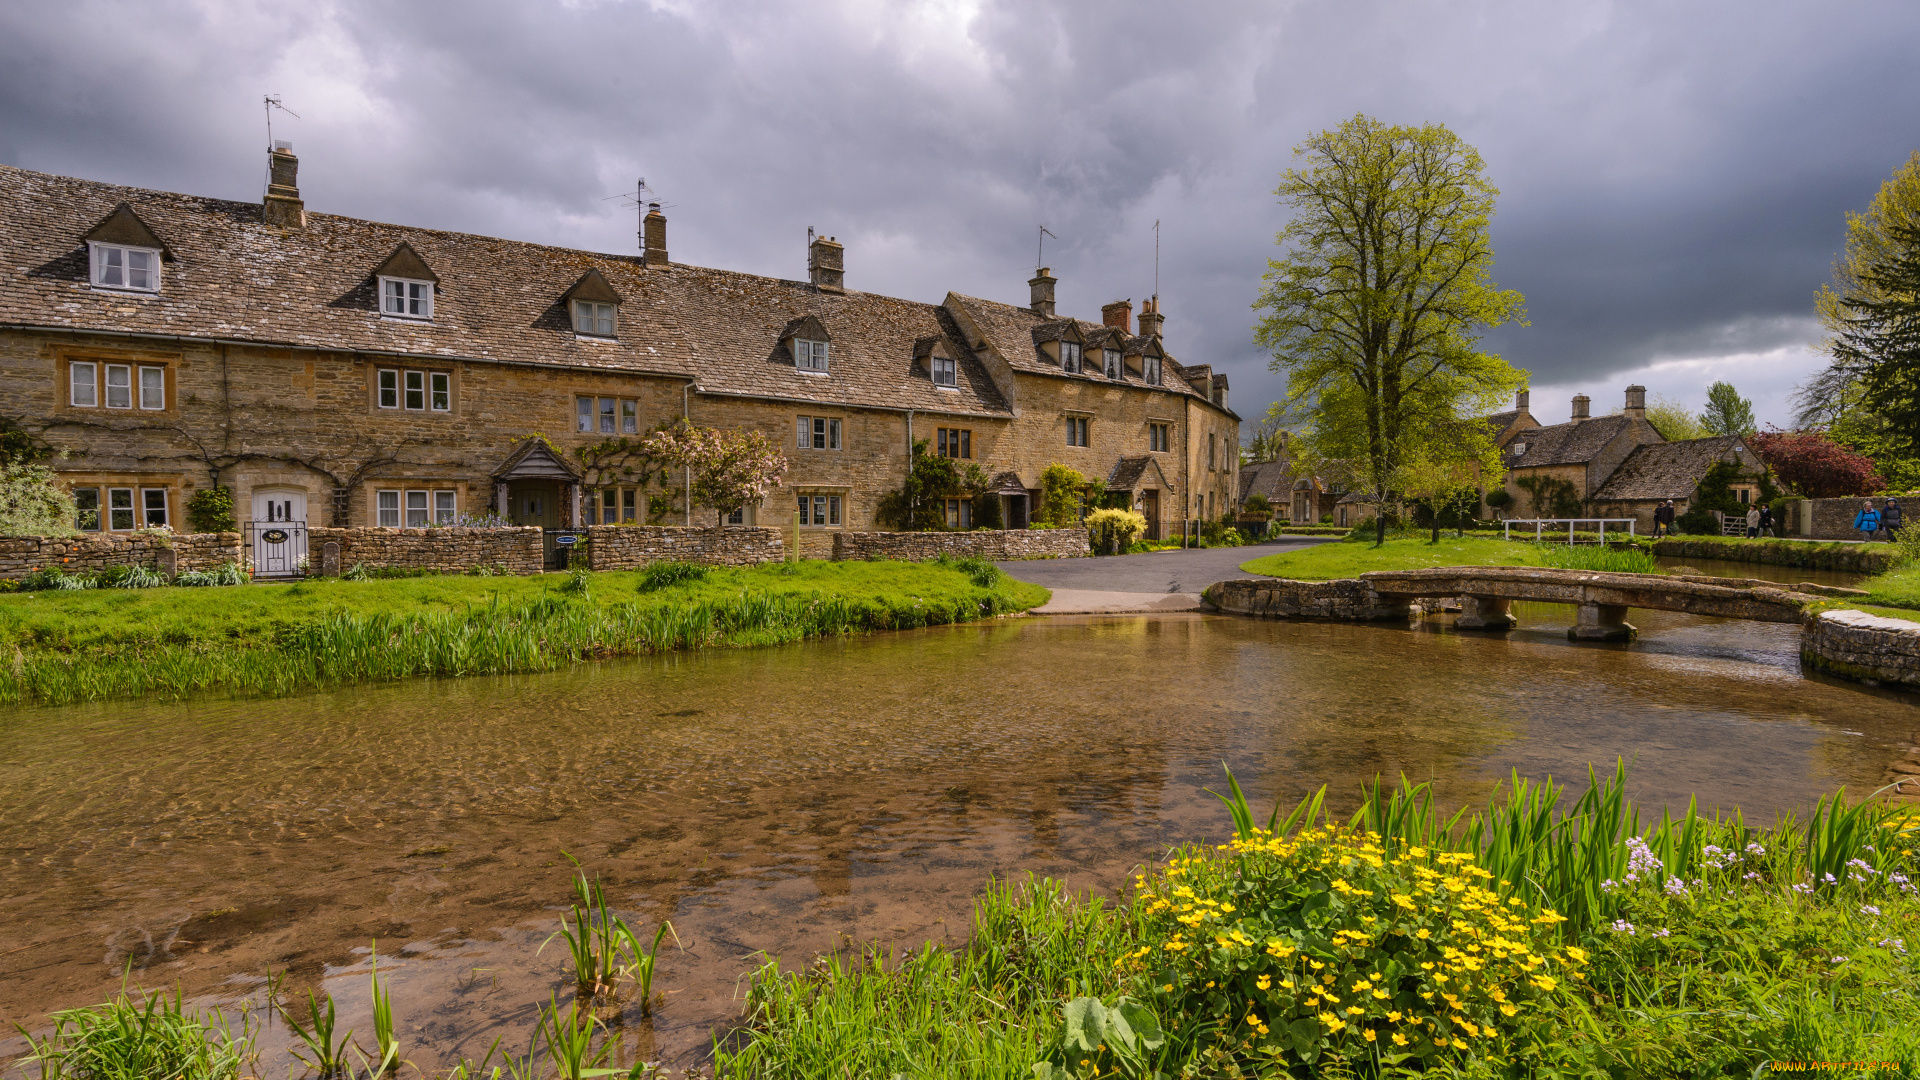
left=1238, top=536, right=1653, bottom=580
left=0, top=560, right=1048, bottom=706
left=1857, top=564, right=1920, bottom=613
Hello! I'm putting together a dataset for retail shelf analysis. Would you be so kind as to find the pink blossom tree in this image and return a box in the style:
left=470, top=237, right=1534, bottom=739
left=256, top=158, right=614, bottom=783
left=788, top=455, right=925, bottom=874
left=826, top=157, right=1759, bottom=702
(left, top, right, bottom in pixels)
left=641, top=420, right=788, bottom=524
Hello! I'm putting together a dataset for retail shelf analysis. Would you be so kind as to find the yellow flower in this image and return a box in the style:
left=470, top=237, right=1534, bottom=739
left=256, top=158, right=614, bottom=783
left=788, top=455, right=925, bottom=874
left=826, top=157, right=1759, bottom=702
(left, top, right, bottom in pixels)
left=1387, top=1011, right=1403, bottom=1022
left=1320, top=1013, right=1346, bottom=1032
left=1280, top=980, right=1295, bottom=989
left=1363, top=1029, right=1377, bottom=1042
left=1499, top=1003, right=1519, bottom=1017
left=1351, top=980, right=1372, bottom=992
left=1565, top=946, right=1589, bottom=963
left=1531, top=975, right=1558, bottom=992
left=1256, top=975, right=1271, bottom=991
left=1392, top=1032, right=1410, bottom=1047
left=1372, top=989, right=1388, bottom=999
left=1346, top=1006, right=1364, bottom=1016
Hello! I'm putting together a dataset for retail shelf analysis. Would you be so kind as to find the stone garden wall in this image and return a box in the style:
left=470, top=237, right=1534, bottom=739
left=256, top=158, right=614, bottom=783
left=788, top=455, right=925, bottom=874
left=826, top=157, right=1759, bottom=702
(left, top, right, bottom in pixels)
left=0, top=532, right=240, bottom=580
left=1204, top=578, right=1412, bottom=621
left=309, top=527, right=544, bottom=576
left=1792, top=497, right=1914, bottom=542
left=585, top=525, right=784, bottom=569
left=831, top=528, right=1090, bottom=562
left=1802, top=609, right=1920, bottom=691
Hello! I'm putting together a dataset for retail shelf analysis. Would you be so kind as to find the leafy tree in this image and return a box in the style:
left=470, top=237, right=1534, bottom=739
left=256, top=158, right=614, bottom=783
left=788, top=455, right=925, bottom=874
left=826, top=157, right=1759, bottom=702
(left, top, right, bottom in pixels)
left=1826, top=223, right=1920, bottom=458
left=1242, top=492, right=1273, bottom=516
left=1242, top=413, right=1290, bottom=464
left=1084, top=507, right=1147, bottom=555
left=1643, top=395, right=1708, bottom=441
left=1747, top=429, right=1884, bottom=498
left=639, top=420, right=787, bottom=524
left=1037, top=463, right=1101, bottom=528
left=1254, top=114, right=1527, bottom=547
left=1701, top=381, right=1756, bottom=437
left=1395, top=457, right=1482, bottom=543
left=875, top=439, right=990, bottom=530
left=0, top=460, right=77, bottom=537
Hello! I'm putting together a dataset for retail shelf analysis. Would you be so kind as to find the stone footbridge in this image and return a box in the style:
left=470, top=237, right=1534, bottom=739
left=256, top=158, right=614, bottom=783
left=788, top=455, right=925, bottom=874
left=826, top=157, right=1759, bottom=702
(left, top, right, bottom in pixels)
left=1207, top=566, right=1825, bottom=641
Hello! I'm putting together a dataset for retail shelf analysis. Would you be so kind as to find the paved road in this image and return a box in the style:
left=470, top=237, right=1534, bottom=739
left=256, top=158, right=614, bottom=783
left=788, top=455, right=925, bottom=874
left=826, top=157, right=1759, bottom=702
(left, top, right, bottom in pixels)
left=996, top=538, right=1328, bottom=612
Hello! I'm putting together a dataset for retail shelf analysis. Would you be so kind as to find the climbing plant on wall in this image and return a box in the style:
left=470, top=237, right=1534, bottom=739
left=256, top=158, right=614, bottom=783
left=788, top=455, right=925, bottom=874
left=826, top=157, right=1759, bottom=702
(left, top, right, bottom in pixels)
left=1515, top=474, right=1581, bottom=518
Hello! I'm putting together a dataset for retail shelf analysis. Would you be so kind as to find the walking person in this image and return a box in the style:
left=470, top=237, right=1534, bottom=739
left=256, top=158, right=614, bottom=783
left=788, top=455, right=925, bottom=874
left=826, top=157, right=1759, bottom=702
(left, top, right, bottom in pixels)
left=1758, top=502, right=1774, bottom=537
left=1744, top=503, right=1761, bottom=539
left=1883, top=497, right=1904, bottom=543
left=1854, top=499, right=1882, bottom=542
left=1652, top=499, right=1675, bottom=538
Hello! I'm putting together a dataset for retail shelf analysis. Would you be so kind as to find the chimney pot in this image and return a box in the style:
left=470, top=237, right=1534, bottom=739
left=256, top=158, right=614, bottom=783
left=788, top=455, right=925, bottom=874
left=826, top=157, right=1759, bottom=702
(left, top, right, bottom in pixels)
left=1101, top=299, right=1133, bottom=334
left=644, top=204, right=670, bottom=269
left=1138, top=295, right=1164, bottom=338
left=809, top=234, right=845, bottom=293
left=1027, top=267, right=1056, bottom=318
left=262, top=144, right=305, bottom=228
left=1624, top=384, right=1647, bottom=418
left=1515, top=389, right=1529, bottom=412
left=1570, top=394, right=1591, bottom=422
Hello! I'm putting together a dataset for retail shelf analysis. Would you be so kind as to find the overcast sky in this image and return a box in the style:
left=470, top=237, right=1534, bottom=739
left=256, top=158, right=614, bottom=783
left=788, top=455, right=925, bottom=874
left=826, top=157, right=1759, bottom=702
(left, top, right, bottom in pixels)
left=5, top=0, right=1918, bottom=435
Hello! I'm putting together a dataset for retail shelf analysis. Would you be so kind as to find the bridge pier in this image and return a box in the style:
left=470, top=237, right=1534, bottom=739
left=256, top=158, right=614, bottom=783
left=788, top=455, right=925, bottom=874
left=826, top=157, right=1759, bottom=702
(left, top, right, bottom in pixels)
left=1454, top=595, right=1516, bottom=630
left=1571, top=602, right=1636, bottom=641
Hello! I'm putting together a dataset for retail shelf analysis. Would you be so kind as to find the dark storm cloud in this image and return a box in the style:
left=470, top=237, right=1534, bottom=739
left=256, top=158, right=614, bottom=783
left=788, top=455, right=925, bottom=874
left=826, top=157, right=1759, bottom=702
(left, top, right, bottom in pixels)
left=4, top=0, right=1917, bottom=427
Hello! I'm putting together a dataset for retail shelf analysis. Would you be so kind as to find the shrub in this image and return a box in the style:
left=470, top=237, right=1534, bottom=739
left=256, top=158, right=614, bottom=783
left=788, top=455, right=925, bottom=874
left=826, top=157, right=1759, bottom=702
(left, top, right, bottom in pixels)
left=0, top=460, right=77, bottom=537
left=1244, top=493, right=1273, bottom=515
left=636, top=560, right=709, bottom=592
left=1085, top=507, right=1147, bottom=555
left=185, top=487, right=237, bottom=533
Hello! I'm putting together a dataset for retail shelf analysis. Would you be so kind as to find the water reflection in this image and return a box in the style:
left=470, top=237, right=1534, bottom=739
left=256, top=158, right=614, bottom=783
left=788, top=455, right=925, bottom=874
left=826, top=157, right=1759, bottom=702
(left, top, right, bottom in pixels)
left=1, top=592, right=1916, bottom=1073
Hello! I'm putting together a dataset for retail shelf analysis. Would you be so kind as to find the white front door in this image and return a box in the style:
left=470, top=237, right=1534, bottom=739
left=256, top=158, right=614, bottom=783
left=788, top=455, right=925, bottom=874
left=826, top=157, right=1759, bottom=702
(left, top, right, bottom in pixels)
left=253, top=490, right=307, bottom=524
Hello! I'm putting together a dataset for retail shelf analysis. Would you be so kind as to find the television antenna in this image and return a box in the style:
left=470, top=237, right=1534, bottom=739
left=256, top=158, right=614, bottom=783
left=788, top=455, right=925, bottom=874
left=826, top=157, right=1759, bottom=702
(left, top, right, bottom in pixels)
left=261, top=96, right=300, bottom=197
left=602, top=178, right=673, bottom=252
left=1036, top=224, right=1057, bottom=271
left=1153, top=218, right=1161, bottom=300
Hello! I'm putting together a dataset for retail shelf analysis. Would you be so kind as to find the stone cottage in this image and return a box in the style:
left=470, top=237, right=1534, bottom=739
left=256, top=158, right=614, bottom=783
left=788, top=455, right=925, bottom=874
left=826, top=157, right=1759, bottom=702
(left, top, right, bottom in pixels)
left=0, top=148, right=1239, bottom=559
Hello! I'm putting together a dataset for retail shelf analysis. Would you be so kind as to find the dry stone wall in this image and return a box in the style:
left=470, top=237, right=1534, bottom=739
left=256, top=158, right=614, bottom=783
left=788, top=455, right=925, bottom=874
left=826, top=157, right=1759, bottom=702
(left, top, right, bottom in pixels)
left=832, top=528, right=1090, bottom=561
left=585, top=525, right=784, bottom=569
left=0, top=531, right=240, bottom=580
left=309, top=527, right=544, bottom=576
left=1802, top=609, right=1920, bottom=691
left=1792, top=496, right=1915, bottom=542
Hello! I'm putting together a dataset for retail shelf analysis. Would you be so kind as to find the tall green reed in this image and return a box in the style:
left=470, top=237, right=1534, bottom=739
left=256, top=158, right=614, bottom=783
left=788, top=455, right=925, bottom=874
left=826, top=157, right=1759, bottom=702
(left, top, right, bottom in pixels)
left=13, top=984, right=254, bottom=1080
left=281, top=987, right=352, bottom=1078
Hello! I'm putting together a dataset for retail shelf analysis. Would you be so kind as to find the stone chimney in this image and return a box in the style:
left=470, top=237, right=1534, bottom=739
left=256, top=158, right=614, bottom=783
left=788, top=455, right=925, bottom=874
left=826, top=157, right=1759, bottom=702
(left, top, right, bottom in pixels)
left=809, top=234, right=845, bottom=293
left=1623, top=384, right=1647, bottom=419
left=1101, top=299, right=1133, bottom=334
left=262, top=142, right=305, bottom=228
left=643, top=203, right=670, bottom=269
left=1570, top=394, right=1591, bottom=423
left=1515, top=389, right=1529, bottom=412
left=1028, top=268, right=1056, bottom=318
left=1138, top=296, right=1164, bottom=338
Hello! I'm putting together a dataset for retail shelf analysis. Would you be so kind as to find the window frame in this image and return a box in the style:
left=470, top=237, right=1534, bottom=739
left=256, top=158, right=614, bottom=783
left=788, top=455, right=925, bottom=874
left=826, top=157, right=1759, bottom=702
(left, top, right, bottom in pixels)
left=107, top=487, right=136, bottom=531
left=104, top=363, right=133, bottom=410
left=404, top=489, right=431, bottom=528
left=139, top=365, right=167, bottom=411
left=572, top=299, right=617, bottom=338
left=70, top=361, right=98, bottom=407
left=621, top=399, right=637, bottom=434
left=931, top=354, right=957, bottom=387
left=797, top=416, right=843, bottom=450
left=1149, top=422, right=1170, bottom=453
left=1144, top=357, right=1161, bottom=386
left=434, top=490, right=457, bottom=525
left=141, top=488, right=169, bottom=528
left=794, top=338, right=830, bottom=373
left=376, top=490, right=402, bottom=528
left=1103, top=348, right=1122, bottom=379
left=1061, top=341, right=1083, bottom=373
left=1066, top=416, right=1090, bottom=447
left=577, top=396, right=593, bottom=432
left=429, top=371, right=451, bottom=412
left=88, top=241, right=162, bottom=293
left=379, top=276, right=435, bottom=320
left=378, top=369, right=401, bottom=409
left=936, top=427, right=971, bottom=459
left=73, top=487, right=101, bottom=531
left=795, top=492, right=844, bottom=526
left=943, top=497, right=973, bottom=530
left=403, top=370, right=427, bottom=411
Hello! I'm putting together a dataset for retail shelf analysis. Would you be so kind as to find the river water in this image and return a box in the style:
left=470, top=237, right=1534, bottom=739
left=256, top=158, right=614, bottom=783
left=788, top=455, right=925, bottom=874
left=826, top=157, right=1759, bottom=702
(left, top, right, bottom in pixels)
left=2, top=559, right=1917, bottom=1075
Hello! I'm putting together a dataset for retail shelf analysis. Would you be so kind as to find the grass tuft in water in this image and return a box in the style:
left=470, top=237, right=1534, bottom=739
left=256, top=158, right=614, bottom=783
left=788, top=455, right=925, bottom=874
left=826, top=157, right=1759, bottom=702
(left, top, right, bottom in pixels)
left=13, top=984, right=254, bottom=1080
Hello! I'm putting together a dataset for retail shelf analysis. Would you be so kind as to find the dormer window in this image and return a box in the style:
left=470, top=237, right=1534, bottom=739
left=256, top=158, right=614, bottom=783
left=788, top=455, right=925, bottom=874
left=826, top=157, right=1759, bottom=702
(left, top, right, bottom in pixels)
left=90, top=243, right=161, bottom=292
left=1144, top=357, right=1161, bottom=386
left=1103, top=348, right=1122, bottom=379
left=795, top=339, right=830, bottom=372
left=1061, top=341, right=1083, bottom=373
left=932, top=354, right=957, bottom=386
left=381, top=277, right=433, bottom=319
left=574, top=301, right=616, bottom=337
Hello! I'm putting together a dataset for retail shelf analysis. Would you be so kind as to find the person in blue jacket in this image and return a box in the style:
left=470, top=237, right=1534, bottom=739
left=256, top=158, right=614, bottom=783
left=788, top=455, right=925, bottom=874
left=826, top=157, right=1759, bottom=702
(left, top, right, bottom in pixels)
left=1854, top=500, right=1882, bottom=541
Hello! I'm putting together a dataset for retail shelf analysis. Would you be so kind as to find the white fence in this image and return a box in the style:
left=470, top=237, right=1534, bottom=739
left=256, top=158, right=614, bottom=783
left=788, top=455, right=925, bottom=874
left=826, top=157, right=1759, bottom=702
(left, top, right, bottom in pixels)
left=1503, top=518, right=1638, bottom=544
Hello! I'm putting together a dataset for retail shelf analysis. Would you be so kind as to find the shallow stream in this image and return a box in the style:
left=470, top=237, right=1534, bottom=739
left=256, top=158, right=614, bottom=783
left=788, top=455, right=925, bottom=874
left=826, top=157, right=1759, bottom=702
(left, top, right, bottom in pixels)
left=1, top=558, right=1916, bottom=1074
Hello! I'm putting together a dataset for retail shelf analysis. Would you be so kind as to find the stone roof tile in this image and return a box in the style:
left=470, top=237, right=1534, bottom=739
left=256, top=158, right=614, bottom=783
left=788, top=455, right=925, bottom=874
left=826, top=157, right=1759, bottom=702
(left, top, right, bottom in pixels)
left=1505, top=414, right=1637, bottom=468
left=1591, top=436, right=1746, bottom=501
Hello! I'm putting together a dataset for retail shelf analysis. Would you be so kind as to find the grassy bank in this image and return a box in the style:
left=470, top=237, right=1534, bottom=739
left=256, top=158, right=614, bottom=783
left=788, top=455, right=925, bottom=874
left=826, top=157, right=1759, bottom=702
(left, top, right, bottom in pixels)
left=1239, top=537, right=1662, bottom=581
left=0, top=559, right=1047, bottom=707
left=719, top=767, right=1920, bottom=1078
left=1653, top=535, right=1899, bottom=574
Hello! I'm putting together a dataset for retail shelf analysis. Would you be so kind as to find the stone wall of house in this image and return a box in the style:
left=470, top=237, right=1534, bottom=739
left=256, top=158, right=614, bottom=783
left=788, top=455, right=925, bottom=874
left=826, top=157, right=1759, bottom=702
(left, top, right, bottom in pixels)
left=0, top=531, right=240, bottom=580
left=1803, top=609, right=1920, bottom=691
left=585, top=525, right=784, bottom=569
left=308, top=526, right=544, bottom=575
left=1203, top=577, right=1412, bottom=621
left=832, top=528, right=1090, bottom=561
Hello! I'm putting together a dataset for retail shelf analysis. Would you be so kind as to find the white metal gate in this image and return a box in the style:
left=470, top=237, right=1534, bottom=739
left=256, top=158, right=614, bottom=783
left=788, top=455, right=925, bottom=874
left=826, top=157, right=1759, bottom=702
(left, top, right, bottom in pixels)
left=248, top=521, right=308, bottom=578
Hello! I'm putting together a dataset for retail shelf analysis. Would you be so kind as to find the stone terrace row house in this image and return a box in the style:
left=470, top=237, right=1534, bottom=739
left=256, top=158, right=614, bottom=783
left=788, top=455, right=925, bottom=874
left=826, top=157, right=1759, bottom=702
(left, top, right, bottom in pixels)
left=0, top=148, right=1239, bottom=557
